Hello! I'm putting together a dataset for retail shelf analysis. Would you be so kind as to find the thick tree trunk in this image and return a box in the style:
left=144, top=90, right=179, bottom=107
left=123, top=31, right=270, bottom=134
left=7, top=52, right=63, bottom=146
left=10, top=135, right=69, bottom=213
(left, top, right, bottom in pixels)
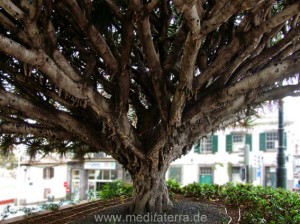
left=130, top=163, right=173, bottom=214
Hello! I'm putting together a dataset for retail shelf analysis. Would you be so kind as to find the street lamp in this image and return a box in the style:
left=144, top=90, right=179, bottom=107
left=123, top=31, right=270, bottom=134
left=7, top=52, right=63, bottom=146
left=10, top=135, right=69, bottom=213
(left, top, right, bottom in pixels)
left=276, top=99, right=287, bottom=189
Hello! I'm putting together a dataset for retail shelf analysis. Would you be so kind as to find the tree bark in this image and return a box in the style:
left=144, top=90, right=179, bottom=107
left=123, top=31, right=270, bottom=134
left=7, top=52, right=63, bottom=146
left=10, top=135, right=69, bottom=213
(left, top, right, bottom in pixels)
left=130, top=162, right=173, bottom=214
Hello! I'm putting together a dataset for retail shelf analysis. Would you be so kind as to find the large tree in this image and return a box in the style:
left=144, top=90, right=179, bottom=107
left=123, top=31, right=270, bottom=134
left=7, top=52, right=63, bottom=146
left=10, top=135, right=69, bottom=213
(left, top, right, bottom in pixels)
left=0, top=0, right=300, bottom=214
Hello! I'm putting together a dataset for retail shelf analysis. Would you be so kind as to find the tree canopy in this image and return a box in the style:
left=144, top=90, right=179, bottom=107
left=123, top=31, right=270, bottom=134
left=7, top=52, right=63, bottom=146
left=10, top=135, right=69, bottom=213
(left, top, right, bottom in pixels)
left=0, top=0, right=300, bottom=213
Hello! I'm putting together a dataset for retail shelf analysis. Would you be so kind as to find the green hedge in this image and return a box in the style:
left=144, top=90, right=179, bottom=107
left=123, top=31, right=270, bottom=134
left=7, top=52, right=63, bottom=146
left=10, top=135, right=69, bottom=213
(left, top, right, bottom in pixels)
left=182, top=182, right=300, bottom=224
left=99, top=180, right=133, bottom=200
left=96, top=180, right=300, bottom=223
left=3, top=180, right=299, bottom=223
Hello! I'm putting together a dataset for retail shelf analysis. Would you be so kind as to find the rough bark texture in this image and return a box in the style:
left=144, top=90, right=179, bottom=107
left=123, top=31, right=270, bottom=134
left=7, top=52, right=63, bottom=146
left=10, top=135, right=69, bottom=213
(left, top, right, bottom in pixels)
left=126, top=147, right=175, bottom=214
left=131, top=163, right=173, bottom=214
left=0, top=0, right=300, bottom=214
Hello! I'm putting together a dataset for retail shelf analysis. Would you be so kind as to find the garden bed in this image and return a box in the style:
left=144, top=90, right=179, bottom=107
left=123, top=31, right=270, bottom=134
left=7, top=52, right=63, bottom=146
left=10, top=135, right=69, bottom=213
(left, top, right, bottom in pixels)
left=1, top=196, right=239, bottom=224
left=2, top=181, right=300, bottom=224
left=1, top=197, right=132, bottom=224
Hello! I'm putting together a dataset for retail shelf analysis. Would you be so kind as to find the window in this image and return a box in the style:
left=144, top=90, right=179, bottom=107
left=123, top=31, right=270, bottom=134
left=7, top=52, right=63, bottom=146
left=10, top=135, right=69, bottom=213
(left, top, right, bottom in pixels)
left=232, top=134, right=244, bottom=143
left=266, top=132, right=278, bottom=150
left=89, top=170, right=96, bottom=179
left=232, top=167, right=241, bottom=173
left=110, top=170, right=117, bottom=180
left=72, top=170, right=80, bottom=179
left=88, top=169, right=117, bottom=181
left=168, top=166, right=182, bottom=183
left=87, top=169, right=117, bottom=198
left=43, top=167, right=54, bottom=179
left=260, top=132, right=286, bottom=151
left=200, top=167, right=212, bottom=175
left=226, top=133, right=252, bottom=153
left=201, top=137, right=212, bottom=153
left=194, top=135, right=218, bottom=154
left=103, top=170, right=110, bottom=179
left=71, top=169, right=80, bottom=197
left=265, top=167, right=276, bottom=187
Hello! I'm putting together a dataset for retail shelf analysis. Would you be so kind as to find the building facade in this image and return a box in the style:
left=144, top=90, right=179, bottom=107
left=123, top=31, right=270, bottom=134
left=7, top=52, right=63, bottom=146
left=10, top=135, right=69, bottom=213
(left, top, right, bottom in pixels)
left=167, top=111, right=300, bottom=191
left=17, top=153, right=131, bottom=203
left=15, top=110, right=300, bottom=204
left=67, top=153, right=131, bottom=200
left=18, top=154, right=68, bottom=205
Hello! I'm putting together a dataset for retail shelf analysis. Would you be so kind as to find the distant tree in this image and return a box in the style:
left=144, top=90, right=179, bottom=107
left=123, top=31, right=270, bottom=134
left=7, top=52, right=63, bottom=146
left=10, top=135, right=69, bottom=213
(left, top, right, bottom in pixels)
left=0, top=154, right=16, bottom=170
left=0, top=0, right=300, bottom=213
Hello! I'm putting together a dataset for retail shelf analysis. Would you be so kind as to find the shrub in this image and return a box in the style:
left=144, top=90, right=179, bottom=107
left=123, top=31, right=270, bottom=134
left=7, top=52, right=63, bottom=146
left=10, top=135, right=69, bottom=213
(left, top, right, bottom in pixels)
left=166, top=179, right=182, bottom=194
left=182, top=182, right=300, bottom=223
left=0, top=205, right=17, bottom=221
left=87, top=190, right=100, bottom=201
left=39, top=202, right=61, bottom=212
left=183, top=182, right=221, bottom=199
left=99, top=180, right=133, bottom=200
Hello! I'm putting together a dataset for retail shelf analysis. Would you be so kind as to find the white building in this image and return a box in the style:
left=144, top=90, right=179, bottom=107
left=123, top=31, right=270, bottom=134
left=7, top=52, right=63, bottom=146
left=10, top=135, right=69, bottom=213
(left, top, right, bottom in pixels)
left=18, top=154, right=68, bottom=205
left=14, top=152, right=130, bottom=204
left=167, top=110, right=299, bottom=191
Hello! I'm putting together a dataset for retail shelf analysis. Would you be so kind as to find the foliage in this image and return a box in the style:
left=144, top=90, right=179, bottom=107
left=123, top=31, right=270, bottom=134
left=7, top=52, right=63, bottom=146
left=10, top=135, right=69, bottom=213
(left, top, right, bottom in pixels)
left=39, top=201, right=62, bottom=212
left=0, top=153, right=16, bottom=169
left=183, top=182, right=221, bottom=200
left=182, top=183, right=300, bottom=224
left=0, top=136, right=15, bottom=155
left=19, top=207, right=39, bottom=217
left=166, top=178, right=182, bottom=199
left=0, top=199, right=76, bottom=221
left=99, top=180, right=133, bottom=200
left=87, top=190, right=100, bottom=201
left=167, top=178, right=182, bottom=194
left=0, top=205, right=18, bottom=221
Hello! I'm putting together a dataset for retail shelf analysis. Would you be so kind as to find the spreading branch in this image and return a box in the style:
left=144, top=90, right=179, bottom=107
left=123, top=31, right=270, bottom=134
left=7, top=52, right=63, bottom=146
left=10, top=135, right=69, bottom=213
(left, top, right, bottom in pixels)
left=0, top=0, right=299, bottom=164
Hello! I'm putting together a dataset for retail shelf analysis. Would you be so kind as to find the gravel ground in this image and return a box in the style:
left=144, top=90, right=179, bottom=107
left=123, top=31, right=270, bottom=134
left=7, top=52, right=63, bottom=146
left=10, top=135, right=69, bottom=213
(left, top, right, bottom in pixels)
left=71, top=200, right=229, bottom=224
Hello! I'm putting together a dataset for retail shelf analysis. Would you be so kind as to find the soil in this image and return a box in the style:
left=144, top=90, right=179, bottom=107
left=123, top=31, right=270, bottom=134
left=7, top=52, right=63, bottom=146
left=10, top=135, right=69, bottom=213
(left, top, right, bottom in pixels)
left=2, top=196, right=242, bottom=224
left=72, top=200, right=234, bottom=224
